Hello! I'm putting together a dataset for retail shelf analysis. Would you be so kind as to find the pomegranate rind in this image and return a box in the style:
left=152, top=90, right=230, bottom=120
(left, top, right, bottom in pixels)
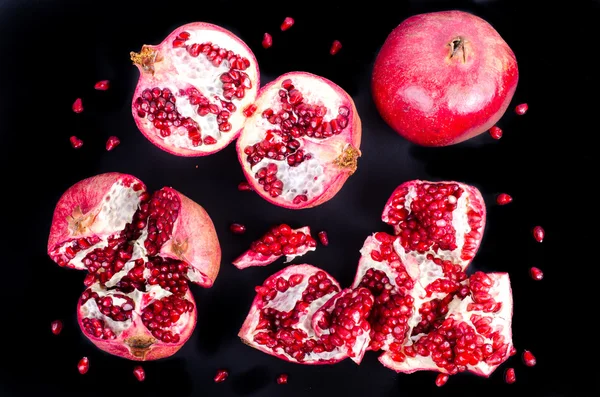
left=232, top=226, right=315, bottom=269
left=131, top=22, right=260, bottom=157
left=77, top=288, right=198, bottom=361
left=378, top=273, right=513, bottom=377
left=236, top=71, right=362, bottom=209
left=159, top=188, right=221, bottom=286
left=381, top=180, right=486, bottom=265
left=371, top=11, right=519, bottom=147
left=47, top=172, right=146, bottom=266
left=238, top=264, right=348, bottom=364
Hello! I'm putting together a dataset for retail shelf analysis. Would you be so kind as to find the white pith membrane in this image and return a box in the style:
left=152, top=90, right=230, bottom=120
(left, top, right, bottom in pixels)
left=134, top=27, right=258, bottom=152
left=52, top=180, right=199, bottom=343
left=240, top=264, right=369, bottom=363
left=353, top=231, right=513, bottom=376
left=233, top=226, right=316, bottom=269
left=238, top=73, right=356, bottom=204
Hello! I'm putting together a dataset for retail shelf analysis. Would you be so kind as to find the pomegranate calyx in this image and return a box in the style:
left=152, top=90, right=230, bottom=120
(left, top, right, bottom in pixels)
left=130, top=46, right=160, bottom=75
left=333, top=145, right=361, bottom=174
left=449, top=36, right=467, bottom=62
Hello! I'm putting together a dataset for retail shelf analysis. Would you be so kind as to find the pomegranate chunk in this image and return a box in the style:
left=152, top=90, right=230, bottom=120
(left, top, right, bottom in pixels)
left=233, top=224, right=317, bottom=269
left=47, top=172, right=221, bottom=361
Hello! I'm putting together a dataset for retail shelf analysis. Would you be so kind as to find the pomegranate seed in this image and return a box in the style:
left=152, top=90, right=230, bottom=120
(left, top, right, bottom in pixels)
left=230, top=223, right=247, bottom=234
left=94, top=80, right=110, bottom=90
left=77, top=357, right=89, bottom=374
left=522, top=350, right=536, bottom=366
left=317, top=231, right=329, bottom=246
left=70, top=136, right=83, bottom=149
left=243, top=104, right=258, bottom=117
left=504, top=368, right=516, bottom=384
left=530, top=267, right=544, bottom=280
left=51, top=320, right=63, bottom=335
left=280, top=17, right=294, bottom=31
left=532, top=226, right=545, bottom=242
left=276, top=373, right=288, bottom=384
left=435, top=373, right=449, bottom=387
left=489, top=126, right=503, bottom=139
left=496, top=193, right=512, bottom=205
left=133, top=365, right=145, bottom=381
left=214, top=369, right=228, bottom=383
left=262, top=33, right=273, bottom=49
left=238, top=182, right=253, bottom=191
left=72, top=98, right=84, bottom=113
left=515, top=103, right=528, bottom=115
left=106, top=136, right=120, bottom=151
left=330, top=40, right=342, bottom=55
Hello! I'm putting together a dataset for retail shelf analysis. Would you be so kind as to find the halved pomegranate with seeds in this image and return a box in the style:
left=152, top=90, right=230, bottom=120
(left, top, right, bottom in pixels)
left=236, top=72, right=362, bottom=209
left=238, top=264, right=373, bottom=364
left=47, top=173, right=220, bottom=360
left=381, top=180, right=486, bottom=263
left=353, top=232, right=513, bottom=377
left=130, top=22, right=259, bottom=156
left=233, top=224, right=317, bottom=269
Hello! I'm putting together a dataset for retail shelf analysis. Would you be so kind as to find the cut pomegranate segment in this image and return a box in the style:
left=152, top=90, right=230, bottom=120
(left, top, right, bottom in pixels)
left=130, top=22, right=260, bottom=157
left=236, top=72, right=362, bottom=209
left=47, top=173, right=221, bottom=360
left=381, top=180, right=486, bottom=264
left=239, top=264, right=373, bottom=364
left=233, top=224, right=317, bottom=269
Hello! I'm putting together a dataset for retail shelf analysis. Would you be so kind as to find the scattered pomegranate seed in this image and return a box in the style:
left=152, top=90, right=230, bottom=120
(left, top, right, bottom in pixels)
left=280, top=17, right=294, bottom=31
left=243, top=104, right=258, bottom=117
left=77, top=357, right=89, bottom=374
left=94, top=80, right=110, bottom=90
left=230, top=223, right=247, bottom=234
left=522, top=350, right=537, bottom=366
left=532, top=226, right=545, bottom=242
left=238, top=182, right=253, bottom=191
left=276, top=373, right=288, bottom=384
left=83, top=273, right=96, bottom=287
left=106, top=136, right=120, bottom=151
left=515, top=103, right=528, bottom=115
left=133, top=365, right=145, bottom=381
left=317, top=231, right=329, bottom=246
left=435, top=373, right=449, bottom=387
left=530, top=267, right=544, bottom=280
left=510, top=345, right=517, bottom=356
left=51, top=320, right=63, bottom=335
left=330, top=40, right=342, bottom=55
left=72, top=98, right=84, bottom=113
left=489, top=125, right=503, bottom=139
left=214, top=369, right=229, bottom=383
left=70, top=136, right=83, bottom=149
left=504, top=368, right=516, bottom=384
left=262, top=33, right=273, bottom=49
left=496, top=193, right=513, bottom=205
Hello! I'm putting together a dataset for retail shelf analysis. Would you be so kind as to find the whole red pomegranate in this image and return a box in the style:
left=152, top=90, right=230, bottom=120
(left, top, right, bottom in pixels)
left=47, top=173, right=221, bottom=360
left=130, top=22, right=259, bottom=156
left=372, top=11, right=518, bottom=146
left=236, top=72, right=362, bottom=209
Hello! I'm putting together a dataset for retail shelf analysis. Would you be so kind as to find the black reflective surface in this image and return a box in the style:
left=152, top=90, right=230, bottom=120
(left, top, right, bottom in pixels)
left=0, top=0, right=596, bottom=396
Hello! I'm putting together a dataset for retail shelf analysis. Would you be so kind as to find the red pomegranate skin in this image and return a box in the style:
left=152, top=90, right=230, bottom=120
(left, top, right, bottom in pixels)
left=372, top=11, right=519, bottom=146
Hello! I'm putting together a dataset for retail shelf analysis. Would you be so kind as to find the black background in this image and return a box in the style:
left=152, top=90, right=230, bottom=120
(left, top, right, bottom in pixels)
left=0, top=0, right=596, bottom=396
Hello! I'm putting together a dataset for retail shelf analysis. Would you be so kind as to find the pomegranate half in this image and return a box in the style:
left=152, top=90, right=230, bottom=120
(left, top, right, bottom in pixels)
left=236, top=72, right=362, bottom=209
left=47, top=172, right=221, bottom=360
left=131, top=22, right=259, bottom=156
left=372, top=11, right=519, bottom=146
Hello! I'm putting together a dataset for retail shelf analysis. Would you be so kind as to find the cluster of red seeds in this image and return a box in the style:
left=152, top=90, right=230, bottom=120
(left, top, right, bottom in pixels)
left=141, top=295, right=194, bottom=343
left=250, top=224, right=317, bottom=257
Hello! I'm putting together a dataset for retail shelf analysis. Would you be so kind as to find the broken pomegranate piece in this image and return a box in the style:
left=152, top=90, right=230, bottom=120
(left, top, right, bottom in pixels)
left=130, top=22, right=259, bottom=157
left=47, top=172, right=221, bottom=360
left=238, top=264, right=373, bottom=364
left=236, top=72, right=362, bottom=209
left=232, top=224, right=317, bottom=269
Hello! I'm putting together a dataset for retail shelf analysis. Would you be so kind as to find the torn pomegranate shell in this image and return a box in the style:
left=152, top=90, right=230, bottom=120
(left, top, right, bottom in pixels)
left=233, top=225, right=317, bottom=269
left=236, top=72, right=362, bottom=209
left=238, top=264, right=371, bottom=364
left=381, top=180, right=486, bottom=266
left=130, top=22, right=260, bottom=157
